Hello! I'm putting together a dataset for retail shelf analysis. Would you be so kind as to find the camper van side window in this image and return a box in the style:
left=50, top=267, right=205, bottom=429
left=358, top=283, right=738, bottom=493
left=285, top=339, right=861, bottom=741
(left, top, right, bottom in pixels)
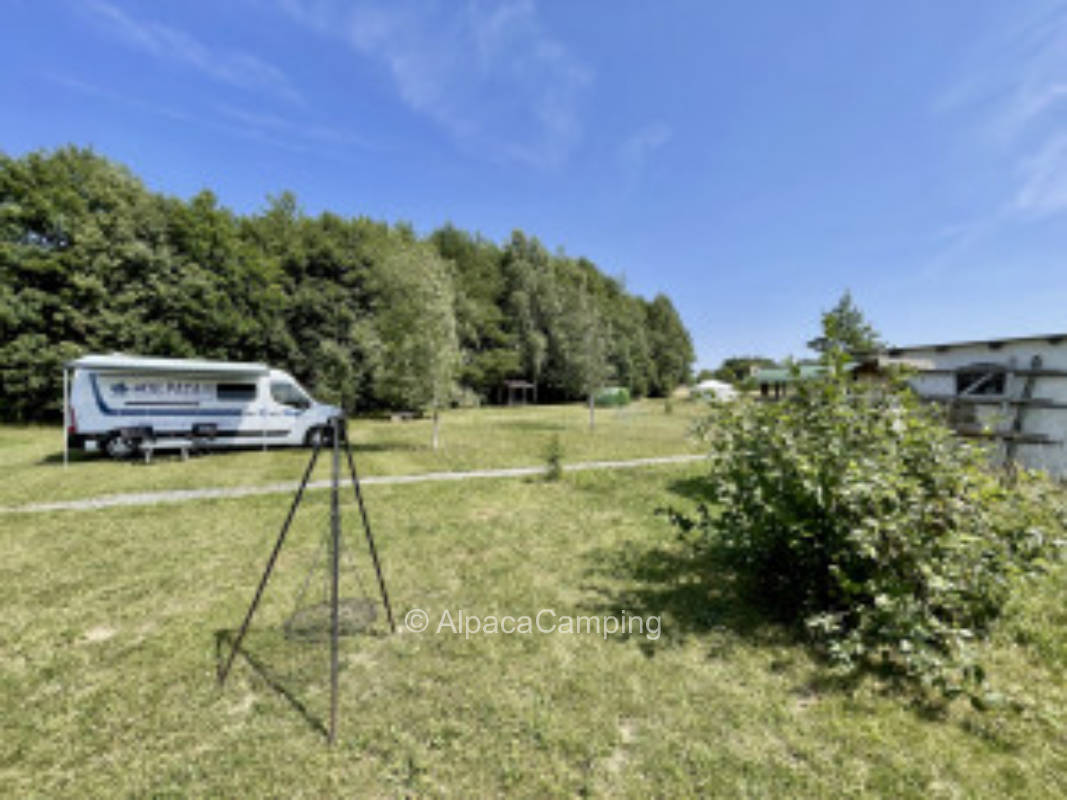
left=271, top=381, right=310, bottom=409
left=217, top=383, right=258, bottom=402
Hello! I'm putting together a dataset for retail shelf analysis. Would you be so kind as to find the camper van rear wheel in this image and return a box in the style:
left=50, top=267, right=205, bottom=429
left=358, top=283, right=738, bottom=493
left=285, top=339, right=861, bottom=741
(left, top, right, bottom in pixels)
left=104, top=434, right=135, bottom=460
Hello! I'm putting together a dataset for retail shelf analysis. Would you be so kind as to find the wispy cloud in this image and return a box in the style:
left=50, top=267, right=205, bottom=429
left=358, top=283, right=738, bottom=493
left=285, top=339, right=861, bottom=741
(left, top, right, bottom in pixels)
left=48, top=74, right=376, bottom=165
left=619, top=123, right=672, bottom=168
left=930, top=1, right=1067, bottom=268
left=279, top=0, right=592, bottom=167
left=942, top=2, right=1067, bottom=208
left=1014, top=133, right=1067, bottom=215
left=47, top=73, right=197, bottom=124
left=212, top=104, right=383, bottom=151
left=87, top=1, right=302, bottom=104
left=615, top=122, right=672, bottom=192
left=987, top=6, right=1067, bottom=143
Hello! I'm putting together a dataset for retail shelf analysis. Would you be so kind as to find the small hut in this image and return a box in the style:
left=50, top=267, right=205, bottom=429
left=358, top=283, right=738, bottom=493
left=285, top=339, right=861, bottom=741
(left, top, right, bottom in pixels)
left=501, top=379, right=537, bottom=406
left=753, top=365, right=834, bottom=399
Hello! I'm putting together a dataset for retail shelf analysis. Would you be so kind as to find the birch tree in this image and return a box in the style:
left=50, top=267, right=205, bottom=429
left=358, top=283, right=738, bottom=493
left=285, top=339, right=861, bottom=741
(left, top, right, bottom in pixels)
left=561, top=281, right=610, bottom=430
left=372, top=242, right=460, bottom=449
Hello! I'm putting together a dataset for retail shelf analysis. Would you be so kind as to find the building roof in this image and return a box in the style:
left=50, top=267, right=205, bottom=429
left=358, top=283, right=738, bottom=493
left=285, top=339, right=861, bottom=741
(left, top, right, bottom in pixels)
left=882, top=332, right=1067, bottom=356
left=753, top=364, right=842, bottom=383
left=851, top=354, right=934, bottom=372
left=66, top=353, right=270, bottom=376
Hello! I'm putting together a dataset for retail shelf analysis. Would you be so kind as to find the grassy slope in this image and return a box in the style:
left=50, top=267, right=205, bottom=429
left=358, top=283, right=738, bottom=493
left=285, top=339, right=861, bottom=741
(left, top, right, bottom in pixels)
left=0, top=400, right=701, bottom=506
left=1, top=465, right=1065, bottom=797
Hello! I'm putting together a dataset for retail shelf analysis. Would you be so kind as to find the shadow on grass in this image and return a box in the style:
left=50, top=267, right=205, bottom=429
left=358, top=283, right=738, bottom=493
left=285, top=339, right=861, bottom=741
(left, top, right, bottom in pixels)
left=664, top=475, right=716, bottom=504
left=501, top=420, right=569, bottom=432
left=584, top=538, right=1023, bottom=733
left=214, top=628, right=329, bottom=740
left=37, top=439, right=424, bottom=465
left=349, top=440, right=425, bottom=453
left=39, top=450, right=96, bottom=465
left=657, top=480, right=717, bottom=503
left=582, top=539, right=794, bottom=659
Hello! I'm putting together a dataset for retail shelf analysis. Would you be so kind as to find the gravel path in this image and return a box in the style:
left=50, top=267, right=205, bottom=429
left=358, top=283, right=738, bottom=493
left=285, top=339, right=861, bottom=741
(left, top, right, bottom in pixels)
left=1, top=454, right=705, bottom=514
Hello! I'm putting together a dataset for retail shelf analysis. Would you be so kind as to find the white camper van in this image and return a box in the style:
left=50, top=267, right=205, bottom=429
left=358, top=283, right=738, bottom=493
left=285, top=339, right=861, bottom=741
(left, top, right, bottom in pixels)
left=64, top=354, right=340, bottom=458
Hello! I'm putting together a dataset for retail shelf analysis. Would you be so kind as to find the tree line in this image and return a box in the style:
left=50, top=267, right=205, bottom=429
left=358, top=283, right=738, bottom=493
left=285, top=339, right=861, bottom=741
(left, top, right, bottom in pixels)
left=0, top=147, right=694, bottom=422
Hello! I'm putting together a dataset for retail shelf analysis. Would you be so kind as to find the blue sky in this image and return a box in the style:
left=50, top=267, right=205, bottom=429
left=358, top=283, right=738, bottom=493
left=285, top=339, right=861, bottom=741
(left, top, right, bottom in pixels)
left=4, top=1, right=1067, bottom=370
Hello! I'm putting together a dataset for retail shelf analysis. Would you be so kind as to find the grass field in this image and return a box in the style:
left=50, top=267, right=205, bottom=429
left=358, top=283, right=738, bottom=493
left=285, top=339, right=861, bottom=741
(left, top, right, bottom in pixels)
left=2, top=403, right=1066, bottom=796
left=0, top=399, right=701, bottom=507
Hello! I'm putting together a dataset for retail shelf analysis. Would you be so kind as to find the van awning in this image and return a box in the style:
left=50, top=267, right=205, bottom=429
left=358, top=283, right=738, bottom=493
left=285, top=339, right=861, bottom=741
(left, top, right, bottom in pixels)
left=66, top=353, right=270, bottom=377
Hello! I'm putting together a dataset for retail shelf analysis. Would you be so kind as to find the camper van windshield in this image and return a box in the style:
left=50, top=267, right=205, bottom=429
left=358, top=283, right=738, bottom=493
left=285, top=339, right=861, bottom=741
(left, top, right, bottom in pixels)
left=271, top=380, right=310, bottom=409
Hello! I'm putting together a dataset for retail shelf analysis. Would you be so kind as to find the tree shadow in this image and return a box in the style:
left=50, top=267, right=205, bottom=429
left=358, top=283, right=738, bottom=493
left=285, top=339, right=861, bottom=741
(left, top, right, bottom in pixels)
left=349, top=440, right=424, bottom=453
left=36, top=439, right=423, bottom=466
left=502, top=420, right=568, bottom=432
left=214, top=628, right=329, bottom=740
left=39, top=451, right=95, bottom=465
left=582, top=540, right=922, bottom=720
left=581, top=539, right=795, bottom=659
left=664, top=475, right=716, bottom=504
left=582, top=538, right=1022, bottom=734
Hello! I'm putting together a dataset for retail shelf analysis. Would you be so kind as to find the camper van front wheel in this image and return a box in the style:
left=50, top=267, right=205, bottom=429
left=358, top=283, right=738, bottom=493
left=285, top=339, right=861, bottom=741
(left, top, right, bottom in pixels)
left=304, top=426, right=333, bottom=447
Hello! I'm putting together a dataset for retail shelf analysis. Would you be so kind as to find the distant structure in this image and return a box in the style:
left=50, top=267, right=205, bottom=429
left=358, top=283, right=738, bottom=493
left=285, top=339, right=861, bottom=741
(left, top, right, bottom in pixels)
left=870, top=333, right=1067, bottom=475
left=750, top=334, right=1067, bottom=475
left=501, top=379, right=537, bottom=406
left=753, top=364, right=839, bottom=399
left=692, top=378, right=739, bottom=401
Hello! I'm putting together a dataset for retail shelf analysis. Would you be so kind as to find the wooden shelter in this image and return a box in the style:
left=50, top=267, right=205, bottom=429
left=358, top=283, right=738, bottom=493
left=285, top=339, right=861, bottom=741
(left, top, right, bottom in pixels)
left=501, top=379, right=537, bottom=406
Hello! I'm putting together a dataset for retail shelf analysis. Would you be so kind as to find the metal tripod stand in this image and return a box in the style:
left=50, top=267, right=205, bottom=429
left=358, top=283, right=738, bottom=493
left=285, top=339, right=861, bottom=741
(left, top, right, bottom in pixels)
left=217, top=415, right=395, bottom=745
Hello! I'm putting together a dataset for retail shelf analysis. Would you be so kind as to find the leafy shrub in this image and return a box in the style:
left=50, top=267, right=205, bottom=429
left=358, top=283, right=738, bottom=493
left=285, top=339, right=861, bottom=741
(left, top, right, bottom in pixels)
left=669, top=362, right=1066, bottom=699
left=453, top=386, right=482, bottom=408
left=544, top=434, right=564, bottom=481
left=594, top=386, right=631, bottom=407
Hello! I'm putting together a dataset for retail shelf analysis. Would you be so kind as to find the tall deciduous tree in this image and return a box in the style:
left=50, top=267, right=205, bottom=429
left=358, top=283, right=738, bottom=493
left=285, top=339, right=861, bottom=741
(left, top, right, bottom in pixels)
left=0, top=147, right=696, bottom=422
left=372, top=242, right=460, bottom=449
left=560, top=279, right=610, bottom=430
left=645, top=294, right=694, bottom=396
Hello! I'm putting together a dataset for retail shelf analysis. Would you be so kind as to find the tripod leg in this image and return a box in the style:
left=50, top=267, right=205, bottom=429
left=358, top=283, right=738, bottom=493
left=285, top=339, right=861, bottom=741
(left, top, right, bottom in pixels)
left=218, top=438, right=324, bottom=686
left=342, top=420, right=396, bottom=633
left=329, top=417, right=341, bottom=745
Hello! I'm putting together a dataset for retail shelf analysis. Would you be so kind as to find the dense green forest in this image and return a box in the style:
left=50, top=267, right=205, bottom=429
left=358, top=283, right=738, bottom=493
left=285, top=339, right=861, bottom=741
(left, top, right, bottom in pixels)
left=0, top=147, right=694, bottom=421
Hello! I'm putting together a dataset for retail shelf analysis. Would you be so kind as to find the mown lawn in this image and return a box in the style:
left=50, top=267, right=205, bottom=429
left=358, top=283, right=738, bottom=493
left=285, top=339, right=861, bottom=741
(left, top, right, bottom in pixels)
left=1, top=464, right=1065, bottom=797
left=0, top=399, right=702, bottom=506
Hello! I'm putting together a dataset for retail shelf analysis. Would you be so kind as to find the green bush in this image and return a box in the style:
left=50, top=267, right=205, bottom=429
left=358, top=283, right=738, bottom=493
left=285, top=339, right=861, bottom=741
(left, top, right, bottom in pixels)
left=544, top=434, right=564, bottom=481
left=669, top=362, right=1066, bottom=699
left=594, top=386, right=631, bottom=407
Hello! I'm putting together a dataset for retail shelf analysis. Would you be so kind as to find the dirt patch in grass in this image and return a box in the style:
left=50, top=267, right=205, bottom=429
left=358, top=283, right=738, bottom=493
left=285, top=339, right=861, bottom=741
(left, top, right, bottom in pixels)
left=82, top=625, right=117, bottom=643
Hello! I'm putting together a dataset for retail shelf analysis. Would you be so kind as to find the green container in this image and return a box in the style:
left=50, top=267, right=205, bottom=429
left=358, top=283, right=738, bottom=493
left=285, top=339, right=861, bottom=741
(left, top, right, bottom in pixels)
left=594, top=386, right=631, bottom=407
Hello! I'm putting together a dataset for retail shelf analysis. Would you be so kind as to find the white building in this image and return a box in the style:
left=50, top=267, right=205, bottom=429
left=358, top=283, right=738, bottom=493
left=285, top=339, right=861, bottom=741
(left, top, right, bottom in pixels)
left=692, top=378, right=739, bottom=401
left=879, top=333, right=1067, bottom=475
